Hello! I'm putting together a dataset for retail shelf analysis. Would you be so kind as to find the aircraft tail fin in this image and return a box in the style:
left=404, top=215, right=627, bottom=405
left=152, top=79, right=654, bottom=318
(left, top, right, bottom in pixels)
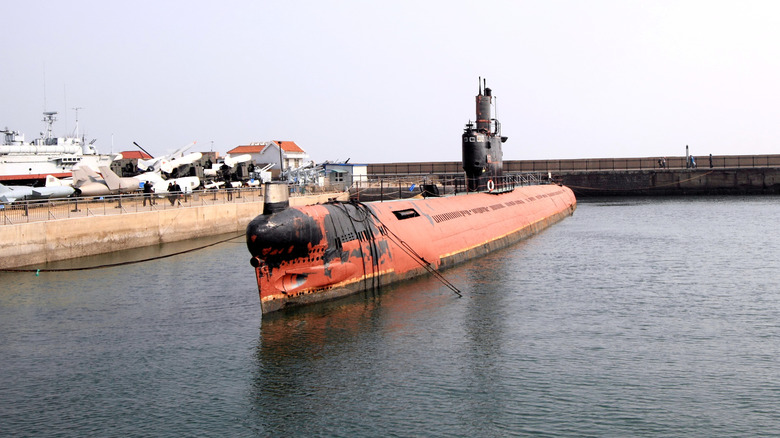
left=78, top=165, right=101, bottom=179
left=46, top=175, right=63, bottom=187
left=0, top=183, right=8, bottom=192
left=72, top=168, right=89, bottom=186
left=99, top=166, right=121, bottom=191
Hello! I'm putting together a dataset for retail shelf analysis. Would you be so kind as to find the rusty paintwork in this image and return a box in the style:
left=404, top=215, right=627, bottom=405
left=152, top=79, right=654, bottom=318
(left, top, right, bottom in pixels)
left=247, top=184, right=576, bottom=313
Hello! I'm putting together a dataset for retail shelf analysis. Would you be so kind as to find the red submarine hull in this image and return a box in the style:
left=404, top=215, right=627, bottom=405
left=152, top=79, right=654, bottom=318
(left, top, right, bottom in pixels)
left=247, top=184, right=576, bottom=314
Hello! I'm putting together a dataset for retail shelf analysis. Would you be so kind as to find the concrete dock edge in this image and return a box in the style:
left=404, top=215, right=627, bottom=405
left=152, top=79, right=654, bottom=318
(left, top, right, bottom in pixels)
left=1, top=191, right=347, bottom=269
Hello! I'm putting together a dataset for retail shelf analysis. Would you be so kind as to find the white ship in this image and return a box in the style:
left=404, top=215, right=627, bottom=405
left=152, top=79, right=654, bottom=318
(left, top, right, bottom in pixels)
left=0, top=111, right=117, bottom=183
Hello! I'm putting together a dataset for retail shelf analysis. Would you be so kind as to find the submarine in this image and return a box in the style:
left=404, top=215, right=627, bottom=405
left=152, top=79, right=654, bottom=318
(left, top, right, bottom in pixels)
left=246, top=79, right=577, bottom=314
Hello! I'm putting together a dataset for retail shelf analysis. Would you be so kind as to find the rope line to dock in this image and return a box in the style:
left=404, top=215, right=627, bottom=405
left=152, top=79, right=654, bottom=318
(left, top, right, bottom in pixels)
left=356, top=201, right=463, bottom=297
left=0, top=232, right=246, bottom=273
left=566, top=170, right=715, bottom=192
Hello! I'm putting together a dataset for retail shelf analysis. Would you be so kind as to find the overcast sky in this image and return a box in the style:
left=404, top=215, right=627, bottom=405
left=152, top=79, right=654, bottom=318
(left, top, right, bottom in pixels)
left=3, top=0, right=779, bottom=163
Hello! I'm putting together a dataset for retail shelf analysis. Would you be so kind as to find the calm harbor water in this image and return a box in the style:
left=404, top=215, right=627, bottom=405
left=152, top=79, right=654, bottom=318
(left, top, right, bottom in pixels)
left=1, top=196, right=779, bottom=436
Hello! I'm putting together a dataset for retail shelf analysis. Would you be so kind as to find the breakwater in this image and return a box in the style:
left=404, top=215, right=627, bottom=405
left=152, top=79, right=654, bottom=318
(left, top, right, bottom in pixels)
left=367, top=154, right=780, bottom=196
left=557, top=168, right=780, bottom=196
left=0, top=190, right=347, bottom=270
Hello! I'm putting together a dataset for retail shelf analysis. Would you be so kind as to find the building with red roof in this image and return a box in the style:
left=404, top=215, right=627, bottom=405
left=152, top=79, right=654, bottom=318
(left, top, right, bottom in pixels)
left=227, top=140, right=310, bottom=172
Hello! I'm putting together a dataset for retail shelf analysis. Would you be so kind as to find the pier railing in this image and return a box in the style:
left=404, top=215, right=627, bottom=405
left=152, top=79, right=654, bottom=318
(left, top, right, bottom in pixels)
left=350, top=172, right=549, bottom=202
left=0, top=185, right=343, bottom=226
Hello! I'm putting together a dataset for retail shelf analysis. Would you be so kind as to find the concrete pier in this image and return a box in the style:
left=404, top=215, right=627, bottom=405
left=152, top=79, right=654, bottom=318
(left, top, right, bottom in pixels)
left=1, top=191, right=347, bottom=270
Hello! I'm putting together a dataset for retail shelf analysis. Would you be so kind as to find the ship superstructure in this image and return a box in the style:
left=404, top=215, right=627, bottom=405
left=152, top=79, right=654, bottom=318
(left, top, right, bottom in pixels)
left=0, top=111, right=115, bottom=183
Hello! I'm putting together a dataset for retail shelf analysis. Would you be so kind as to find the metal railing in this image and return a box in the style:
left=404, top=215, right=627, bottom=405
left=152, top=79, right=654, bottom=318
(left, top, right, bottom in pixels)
left=350, top=172, right=549, bottom=202
left=1, top=184, right=345, bottom=226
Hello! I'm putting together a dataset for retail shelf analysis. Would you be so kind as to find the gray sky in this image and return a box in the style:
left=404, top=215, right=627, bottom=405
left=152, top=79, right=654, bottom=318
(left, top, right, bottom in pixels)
left=3, top=0, right=779, bottom=163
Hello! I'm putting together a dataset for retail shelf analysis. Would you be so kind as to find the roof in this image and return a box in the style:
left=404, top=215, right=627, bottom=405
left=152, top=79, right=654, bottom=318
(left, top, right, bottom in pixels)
left=120, top=150, right=153, bottom=159
left=227, top=141, right=306, bottom=155
left=274, top=141, right=305, bottom=153
left=228, top=145, right=265, bottom=154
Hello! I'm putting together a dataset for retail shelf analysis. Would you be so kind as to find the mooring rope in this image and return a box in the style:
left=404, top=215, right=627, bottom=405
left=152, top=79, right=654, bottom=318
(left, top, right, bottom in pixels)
left=1, top=232, right=246, bottom=273
left=354, top=201, right=463, bottom=297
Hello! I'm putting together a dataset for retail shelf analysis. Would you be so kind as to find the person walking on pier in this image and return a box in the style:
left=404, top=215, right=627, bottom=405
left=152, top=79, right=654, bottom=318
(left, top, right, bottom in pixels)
left=167, top=182, right=176, bottom=206
left=172, top=182, right=182, bottom=206
left=143, top=181, right=155, bottom=206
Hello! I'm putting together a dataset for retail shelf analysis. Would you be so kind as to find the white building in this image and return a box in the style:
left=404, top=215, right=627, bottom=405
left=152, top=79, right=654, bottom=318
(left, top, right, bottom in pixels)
left=322, top=162, right=368, bottom=188
left=227, top=140, right=309, bottom=175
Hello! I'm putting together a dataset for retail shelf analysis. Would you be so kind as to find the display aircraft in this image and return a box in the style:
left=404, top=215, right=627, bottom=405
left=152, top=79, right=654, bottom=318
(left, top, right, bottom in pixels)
left=100, top=166, right=200, bottom=195
left=136, top=141, right=197, bottom=173
left=0, top=184, right=75, bottom=203
left=0, top=182, right=75, bottom=203
left=69, top=166, right=114, bottom=197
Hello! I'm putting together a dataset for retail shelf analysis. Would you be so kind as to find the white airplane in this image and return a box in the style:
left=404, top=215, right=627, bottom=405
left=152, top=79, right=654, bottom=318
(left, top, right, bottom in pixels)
left=71, top=167, right=113, bottom=197
left=0, top=182, right=75, bottom=203
left=100, top=166, right=199, bottom=195
left=137, top=141, right=197, bottom=173
left=67, top=164, right=200, bottom=197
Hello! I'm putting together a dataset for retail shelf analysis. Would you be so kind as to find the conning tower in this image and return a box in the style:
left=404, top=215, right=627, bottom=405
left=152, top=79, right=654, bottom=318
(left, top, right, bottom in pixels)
left=462, top=78, right=508, bottom=192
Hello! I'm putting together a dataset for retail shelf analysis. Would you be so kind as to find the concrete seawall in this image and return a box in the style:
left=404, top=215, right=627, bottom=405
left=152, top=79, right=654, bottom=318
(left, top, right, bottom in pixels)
left=1, top=192, right=346, bottom=270
left=366, top=155, right=780, bottom=197
left=558, top=168, right=780, bottom=196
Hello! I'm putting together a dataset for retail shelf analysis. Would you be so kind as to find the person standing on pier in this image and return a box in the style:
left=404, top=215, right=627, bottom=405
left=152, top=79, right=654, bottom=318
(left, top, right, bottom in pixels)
left=143, top=181, right=155, bottom=206
left=167, top=182, right=175, bottom=206
left=172, top=182, right=182, bottom=206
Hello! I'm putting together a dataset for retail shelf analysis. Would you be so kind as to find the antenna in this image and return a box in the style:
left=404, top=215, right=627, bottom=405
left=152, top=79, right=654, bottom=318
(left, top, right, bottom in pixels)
left=64, top=85, right=68, bottom=134
left=42, top=111, right=58, bottom=140
left=42, top=64, right=47, bottom=112
left=72, top=106, right=83, bottom=138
